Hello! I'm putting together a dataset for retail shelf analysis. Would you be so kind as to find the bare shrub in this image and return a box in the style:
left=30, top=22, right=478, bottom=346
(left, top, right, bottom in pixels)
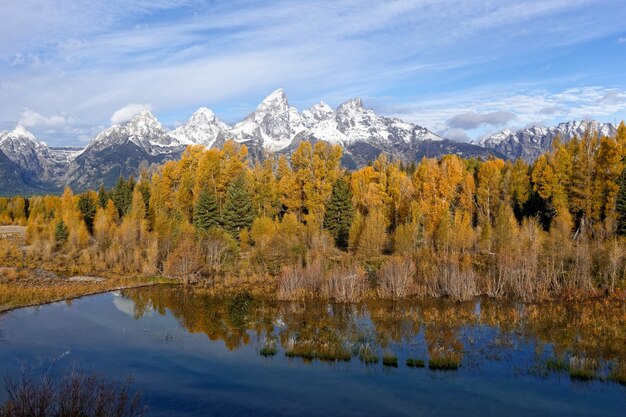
left=377, top=256, right=415, bottom=299
left=0, top=369, right=144, bottom=417
left=277, top=257, right=325, bottom=300
left=199, top=229, right=238, bottom=280
left=277, top=264, right=307, bottom=300
left=436, top=254, right=478, bottom=301
left=163, top=236, right=203, bottom=284
left=322, top=264, right=367, bottom=303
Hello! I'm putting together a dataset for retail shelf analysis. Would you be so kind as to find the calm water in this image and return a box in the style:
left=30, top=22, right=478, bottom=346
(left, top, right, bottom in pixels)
left=0, top=286, right=625, bottom=416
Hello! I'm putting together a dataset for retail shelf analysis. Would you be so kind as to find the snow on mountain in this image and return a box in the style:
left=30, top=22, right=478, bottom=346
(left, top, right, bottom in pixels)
left=300, top=96, right=443, bottom=147
left=0, top=125, right=59, bottom=178
left=0, top=89, right=509, bottom=193
left=481, top=120, right=617, bottom=161
left=86, top=109, right=183, bottom=156
left=170, top=107, right=231, bottom=148
left=230, top=88, right=300, bottom=152
left=301, top=101, right=334, bottom=127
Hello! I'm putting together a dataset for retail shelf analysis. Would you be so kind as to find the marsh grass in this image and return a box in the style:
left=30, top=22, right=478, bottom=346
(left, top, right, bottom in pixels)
left=260, top=346, right=278, bottom=357
left=608, top=363, right=626, bottom=385
left=382, top=354, right=398, bottom=368
left=316, top=346, right=352, bottom=362
left=428, top=347, right=461, bottom=371
left=546, top=357, right=570, bottom=373
left=406, top=358, right=425, bottom=368
left=358, top=346, right=379, bottom=365
left=568, top=357, right=598, bottom=381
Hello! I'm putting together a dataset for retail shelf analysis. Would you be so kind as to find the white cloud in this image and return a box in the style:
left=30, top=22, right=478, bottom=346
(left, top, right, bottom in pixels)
left=387, top=85, right=626, bottom=140
left=110, top=103, right=152, bottom=124
left=448, top=111, right=516, bottom=129
left=618, top=37, right=626, bottom=43
left=19, top=108, right=69, bottom=127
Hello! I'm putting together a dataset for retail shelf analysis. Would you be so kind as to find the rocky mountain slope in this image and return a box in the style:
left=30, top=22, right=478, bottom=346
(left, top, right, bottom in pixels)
left=480, top=120, right=617, bottom=161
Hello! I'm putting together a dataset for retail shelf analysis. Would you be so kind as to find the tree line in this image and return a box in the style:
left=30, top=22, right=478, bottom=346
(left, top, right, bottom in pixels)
left=1, top=122, right=626, bottom=302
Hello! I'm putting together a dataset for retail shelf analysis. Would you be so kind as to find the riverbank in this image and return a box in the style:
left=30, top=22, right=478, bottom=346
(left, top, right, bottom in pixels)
left=0, top=268, right=173, bottom=313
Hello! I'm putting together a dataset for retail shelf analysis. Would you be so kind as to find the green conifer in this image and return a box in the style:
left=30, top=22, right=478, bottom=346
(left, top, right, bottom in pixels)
left=78, top=193, right=97, bottom=234
left=222, top=176, right=255, bottom=238
left=193, top=190, right=220, bottom=232
left=54, top=219, right=69, bottom=243
left=323, top=177, right=354, bottom=249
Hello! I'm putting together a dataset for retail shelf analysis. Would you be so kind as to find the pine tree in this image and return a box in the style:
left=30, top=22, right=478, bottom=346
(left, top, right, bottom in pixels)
left=112, top=176, right=135, bottom=218
left=222, top=175, right=255, bottom=238
left=78, top=192, right=97, bottom=234
left=617, top=166, right=626, bottom=236
left=323, top=177, right=354, bottom=249
left=97, top=185, right=109, bottom=208
left=193, top=190, right=220, bottom=232
left=54, top=219, right=69, bottom=243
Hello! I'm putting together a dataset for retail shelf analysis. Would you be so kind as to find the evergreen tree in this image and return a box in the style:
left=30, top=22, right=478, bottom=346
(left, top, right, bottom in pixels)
left=78, top=193, right=97, bottom=234
left=112, top=177, right=135, bottom=218
left=54, top=219, right=69, bottom=243
left=222, top=175, right=255, bottom=238
left=323, top=177, right=354, bottom=249
left=617, top=166, right=626, bottom=236
left=97, top=184, right=109, bottom=208
left=193, top=190, right=220, bottom=232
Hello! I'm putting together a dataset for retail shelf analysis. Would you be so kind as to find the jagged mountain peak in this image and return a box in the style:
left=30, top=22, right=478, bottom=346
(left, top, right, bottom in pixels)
left=1, top=125, right=44, bottom=146
left=261, top=88, right=287, bottom=104
left=170, top=107, right=230, bottom=148
left=189, top=107, right=217, bottom=123
left=338, top=98, right=364, bottom=112
left=256, top=89, right=289, bottom=113
left=481, top=119, right=617, bottom=161
left=307, top=101, right=334, bottom=119
left=10, top=125, right=36, bottom=138
left=1, top=125, right=48, bottom=150
left=125, top=109, right=165, bottom=134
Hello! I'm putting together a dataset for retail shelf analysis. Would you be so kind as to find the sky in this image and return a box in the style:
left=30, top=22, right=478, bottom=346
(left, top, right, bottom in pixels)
left=1, top=0, right=626, bottom=146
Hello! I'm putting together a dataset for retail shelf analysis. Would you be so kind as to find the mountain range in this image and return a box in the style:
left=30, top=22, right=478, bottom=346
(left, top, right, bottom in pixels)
left=478, top=120, right=617, bottom=161
left=0, top=89, right=618, bottom=195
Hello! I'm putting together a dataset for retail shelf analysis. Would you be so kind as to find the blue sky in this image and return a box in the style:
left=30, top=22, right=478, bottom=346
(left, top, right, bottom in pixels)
left=1, top=0, right=626, bottom=146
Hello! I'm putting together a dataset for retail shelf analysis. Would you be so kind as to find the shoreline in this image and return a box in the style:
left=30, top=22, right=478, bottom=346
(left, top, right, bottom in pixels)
left=0, top=281, right=169, bottom=314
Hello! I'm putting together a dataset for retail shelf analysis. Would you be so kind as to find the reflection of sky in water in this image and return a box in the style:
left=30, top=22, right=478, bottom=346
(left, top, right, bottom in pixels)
left=112, top=291, right=154, bottom=318
left=0, top=289, right=623, bottom=417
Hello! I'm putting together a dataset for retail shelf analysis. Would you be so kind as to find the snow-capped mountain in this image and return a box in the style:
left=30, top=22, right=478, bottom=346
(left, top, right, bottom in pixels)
left=170, top=107, right=231, bottom=148
left=480, top=120, right=617, bottom=161
left=229, top=88, right=304, bottom=152
left=299, top=97, right=443, bottom=147
left=85, top=110, right=182, bottom=156
left=0, top=125, right=78, bottom=185
left=0, top=126, right=55, bottom=177
left=64, top=111, right=185, bottom=190
left=0, top=89, right=512, bottom=193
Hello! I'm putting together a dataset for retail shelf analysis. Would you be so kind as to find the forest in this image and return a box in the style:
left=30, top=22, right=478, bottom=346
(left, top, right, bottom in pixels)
left=1, top=122, right=626, bottom=303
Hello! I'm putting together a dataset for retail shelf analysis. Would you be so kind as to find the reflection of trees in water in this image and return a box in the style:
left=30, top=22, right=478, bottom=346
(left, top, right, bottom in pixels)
left=122, top=287, right=626, bottom=375
left=123, top=286, right=277, bottom=351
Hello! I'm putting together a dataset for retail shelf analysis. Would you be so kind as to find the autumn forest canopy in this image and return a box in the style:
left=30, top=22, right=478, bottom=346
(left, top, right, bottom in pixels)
left=2, top=122, right=626, bottom=303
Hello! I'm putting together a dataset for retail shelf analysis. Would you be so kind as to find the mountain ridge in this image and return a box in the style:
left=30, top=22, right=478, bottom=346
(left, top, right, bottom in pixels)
left=2, top=89, right=617, bottom=194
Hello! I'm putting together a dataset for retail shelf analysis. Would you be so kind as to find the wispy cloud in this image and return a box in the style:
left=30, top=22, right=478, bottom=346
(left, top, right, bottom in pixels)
left=448, top=111, right=516, bottom=130
left=110, top=103, right=153, bottom=124
left=19, top=108, right=70, bottom=128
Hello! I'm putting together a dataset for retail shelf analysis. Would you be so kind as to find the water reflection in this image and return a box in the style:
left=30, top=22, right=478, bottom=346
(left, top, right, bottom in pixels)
left=121, top=286, right=626, bottom=383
